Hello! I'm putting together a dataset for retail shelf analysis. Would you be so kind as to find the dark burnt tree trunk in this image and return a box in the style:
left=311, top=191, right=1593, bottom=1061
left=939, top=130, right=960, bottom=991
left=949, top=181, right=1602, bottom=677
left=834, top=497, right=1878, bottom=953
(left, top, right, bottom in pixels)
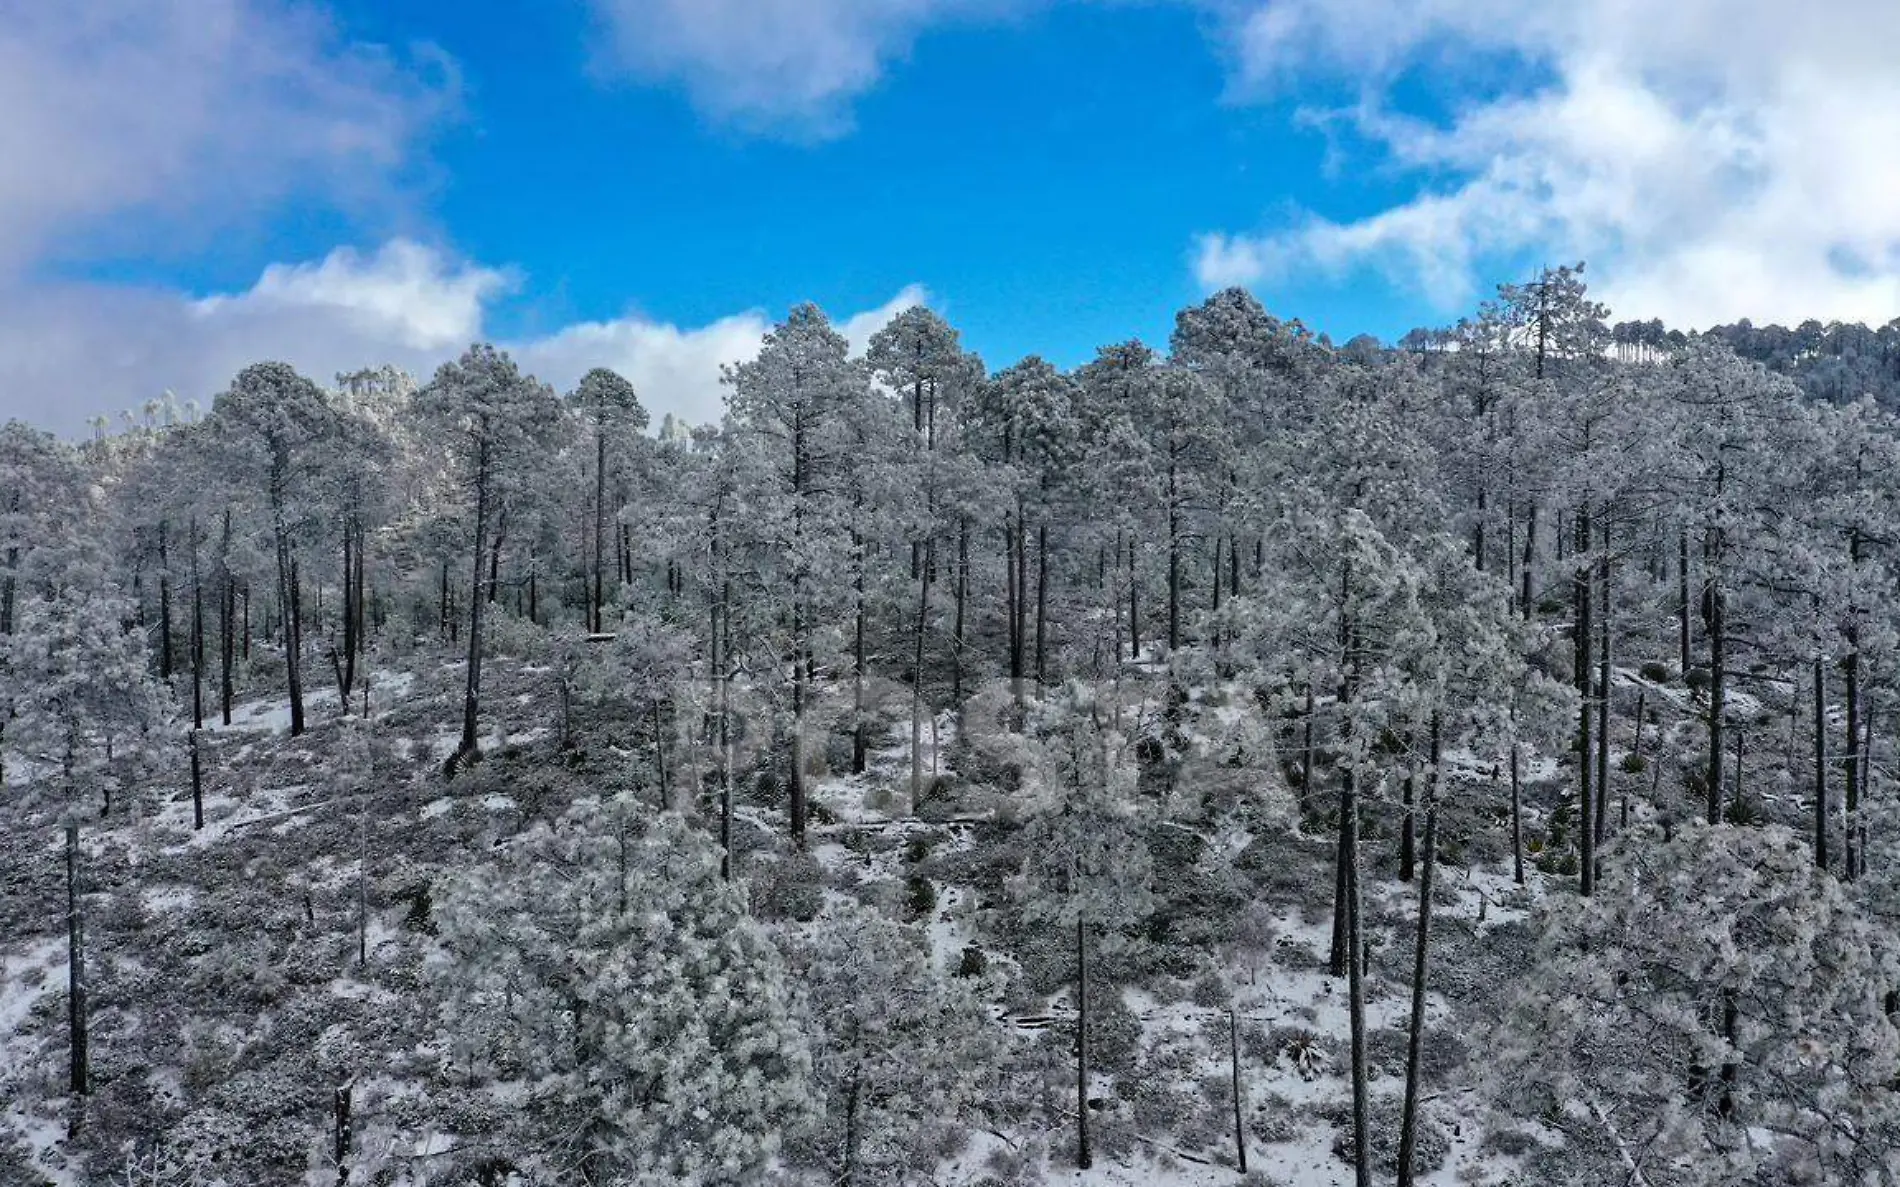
left=1396, top=714, right=1441, bottom=1187
left=1576, top=504, right=1595, bottom=895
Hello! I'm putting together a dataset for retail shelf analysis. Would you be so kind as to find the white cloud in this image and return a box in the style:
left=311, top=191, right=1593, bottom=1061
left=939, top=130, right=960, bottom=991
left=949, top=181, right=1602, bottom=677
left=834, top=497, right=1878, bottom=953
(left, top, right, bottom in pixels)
left=509, top=310, right=774, bottom=428
left=1196, top=0, right=1900, bottom=328
left=587, top=0, right=1032, bottom=136
left=0, top=0, right=450, bottom=270
left=0, top=0, right=460, bottom=431
left=192, top=240, right=509, bottom=352
left=511, top=285, right=934, bottom=426
left=0, top=242, right=929, bottom=435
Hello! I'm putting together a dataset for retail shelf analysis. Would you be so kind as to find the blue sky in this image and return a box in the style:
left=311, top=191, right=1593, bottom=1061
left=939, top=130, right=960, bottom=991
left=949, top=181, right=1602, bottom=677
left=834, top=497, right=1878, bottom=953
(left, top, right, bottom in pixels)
left=3, top=0, right=1896, bottom=432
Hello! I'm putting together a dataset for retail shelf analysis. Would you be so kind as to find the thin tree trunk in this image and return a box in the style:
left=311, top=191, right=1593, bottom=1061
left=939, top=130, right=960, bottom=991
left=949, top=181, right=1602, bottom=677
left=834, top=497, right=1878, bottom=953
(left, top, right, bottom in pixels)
left=287, top=557, right=305, bottom=736
left=593, top=425, right=607, bottom=634
left=1678, top=531, right=1692, bottom=676
left=1397, top=716, right=1441, bottom=1187
left=190, top=521, right=204, bottom=730
left=1167, top=465, right=1180, bottom=651
left=912, top=540, right=933, bottom=813
left=1845, top=623, right=1862, bottom=879
left=954, top=519, right=968, bottom=704
left=1707, top=559, right=1726, bottom=826
left=1301, top=681, right=1316, bottom=823
left=1576, top=506, right=1595, bottom=895
left=1596, top=520, right=1612, bottom=859
left=459, top=441, right=491, bottom=760
left=1330, top=773, right=1351, bottom=977
left=158, top=520, right=174, bottom=680
left=275, top=515, right=305, bottom=736
left=1399, top=770, right=1416, bottom=882
left=1627, top=689, right=1643, bottom=830
left=66, top=825, right=87, bottom=1104
left=1229, top=1006, right=1247, bottom=1174
left=1005, top=515, right=1019, bottom=690
left=1510, top=743, right=1524, bottom=884
left=220, top=511, right=234, bottom=726
left=1035, top=522, right=1050, bottom=689
left=333, top=1082, right=352, bottom=1187
left=1521, top=503, right=1536, bottom=620
left=190, top=730, right=203, bottom=831
left=853, top=527, right=868, bottom=775
left=1127, top=535, right=1140, bottom=660
left=1076, top=915, right=1091, bottom=1170
left=1345, top=793, right=1371, bottom=1187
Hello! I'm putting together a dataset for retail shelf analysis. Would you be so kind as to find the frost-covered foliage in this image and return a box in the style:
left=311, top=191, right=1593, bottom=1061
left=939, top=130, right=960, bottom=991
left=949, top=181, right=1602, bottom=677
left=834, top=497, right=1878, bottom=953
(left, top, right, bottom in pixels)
left=431, top=804, right=813, bottom=1185
left=6, top=586, right=174, bottom=819
left=778, top=904, right=1001, bottom=1185
left=1492, top=822, right=1900, bottom=1186
left=13, top=273, right=1900, bottom=1187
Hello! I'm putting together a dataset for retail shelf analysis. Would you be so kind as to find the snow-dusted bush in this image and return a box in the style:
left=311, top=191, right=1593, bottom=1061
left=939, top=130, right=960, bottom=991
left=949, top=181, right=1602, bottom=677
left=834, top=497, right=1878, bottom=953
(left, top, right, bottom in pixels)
left=432, top=804, right=814, bottom=1185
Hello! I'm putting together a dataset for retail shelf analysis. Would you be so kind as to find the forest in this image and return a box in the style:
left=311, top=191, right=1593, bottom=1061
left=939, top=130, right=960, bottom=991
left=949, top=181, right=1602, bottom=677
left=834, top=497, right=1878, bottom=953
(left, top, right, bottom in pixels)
left=3, top=264, right=1900, bottom=1187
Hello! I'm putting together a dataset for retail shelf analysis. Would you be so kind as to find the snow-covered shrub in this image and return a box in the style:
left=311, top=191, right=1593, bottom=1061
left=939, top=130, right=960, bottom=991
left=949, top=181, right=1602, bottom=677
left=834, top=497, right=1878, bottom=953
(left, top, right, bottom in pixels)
left=750, top=849, right=826, bottom=922
left=1266, top=1025, right=1335, bottom=1081
left=778, top=904, right=1000, bottom=1187
left=1492, top=821, right=1900, bottom=1186
left=432, top=805, right=814, bottom=1185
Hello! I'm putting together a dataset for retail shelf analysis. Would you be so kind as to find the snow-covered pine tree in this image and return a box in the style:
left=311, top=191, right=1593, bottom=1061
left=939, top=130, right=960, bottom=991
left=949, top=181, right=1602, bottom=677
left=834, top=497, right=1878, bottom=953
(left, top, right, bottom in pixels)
left=432, top=805, right=814, bottom=1185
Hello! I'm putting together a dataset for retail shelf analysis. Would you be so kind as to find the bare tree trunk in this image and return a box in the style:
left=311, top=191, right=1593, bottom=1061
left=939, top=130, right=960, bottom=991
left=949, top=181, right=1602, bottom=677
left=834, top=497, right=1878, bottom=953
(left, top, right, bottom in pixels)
left=287, top=556, right=305, bottom=736
left=912, top=540, right=933, bottom=813
left=853, top=527, right=868, bottom=775
left=1596, top=520, right=1613, bottom=866
left=1301, top=681, right=1317, bottom=823
left=1345, top=795, right=1371, bottom=1187
left=1845, top=621, right=1862, bottom=879
left=66, top=825, right=87, bottom=1108
left=1706, top=559, right=1726, bottom=826
left=275, top=530, right=305, bottom=736
left=954, top=518, right=968, bottom=704
left=1397, top=716, right=1441, bottom=1187
left=1005, top=515, right=1019, bottom=698
left=220, top=511, right=234, bottom=726
left=158, top=520, right=174, bottom=680
left=1076, top=915, right=1091, bottom=1170
left=1230, top=1006, right=1247, bottom=1174
left=593, top=425, right=607, bottom=634
left=1399, top=770, right=1416, bottom=882
left=1576, top=505, right=1595, bottom=894
left=1510, top=742, right=1524, bottom=884
left=190, top=520, right=204, bottom=730
left=1035, top=521, right=1050, bottom=689
left=1167, top=465, right=1180, bottom=651
left=1520, top=503, right=1536, bottom=620
left=1628, top=690, right=1643, bottom=829
left=1678, top=531, right=1692, bottom=676
left=1329, top=774, right=1351, bottom=977
left=190, top=730, right=204, bottom=831
left=1127, top=535, right=1140, bottom=660
left=458, top=440, right=491, bottom=760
